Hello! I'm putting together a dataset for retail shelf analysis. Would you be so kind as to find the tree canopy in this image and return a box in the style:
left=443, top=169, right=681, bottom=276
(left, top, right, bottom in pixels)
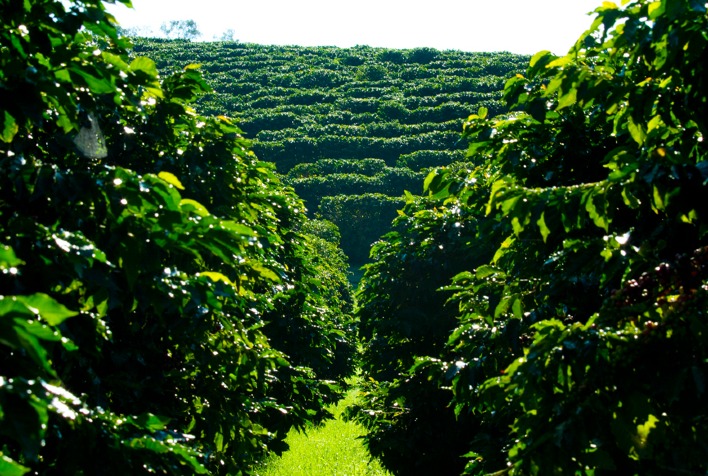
left=160, top=20, right=201, bottom=41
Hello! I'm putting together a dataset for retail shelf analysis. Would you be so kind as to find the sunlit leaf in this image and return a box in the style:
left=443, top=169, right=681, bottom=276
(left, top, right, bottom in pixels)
left=180, top=198, right=210, bottom=216
left=16, top=294, right=78, bottom=326
left=130, top=56, right=159, bottom=78
left=652, top=185, right=664, bottom=211
left=475, top=265, right=504, bottom=279
left=157, top=171, right=185, bottom=190
left=627, top=115, right=646, bottom=145
left=0, top=245, right=22, bottom=269
left=636, top=414, right=659, bottom=446
left=547, top=56, right=573, bottom=68
left=529, top=50, right=552, bottom=68
left=199, top=271, right=235, bottom=287
left=648, top=1, right=664, bottom=19
left=220, top=220, right=257, bottom=236
left=536, top=211, right=550, bottom=242
left=557, top=88, right=577, bottom=110
left=251, top=263, right=281, bottom=282
left=1, top=110, right=19, bottom=143
left=0, top=455, right=30, bottom=476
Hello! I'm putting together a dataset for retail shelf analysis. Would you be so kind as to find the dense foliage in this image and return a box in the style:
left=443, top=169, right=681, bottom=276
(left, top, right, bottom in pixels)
left=0, top=1, right=354, bottom=474
left=7, top=0, right=706, bottom=474
left=130, top=40, right=528, bottom=268
left=353, top=0, right=708, bottom=474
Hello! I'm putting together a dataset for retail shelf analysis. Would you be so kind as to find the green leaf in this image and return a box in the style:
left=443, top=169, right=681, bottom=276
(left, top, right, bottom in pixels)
left=494, top=296, right=510, bottom=318
left=1, top=110, right=19, bottom=143
left=492, top=235, right=515, bottom=264
left=0, top=245, right=22, bottom=269
left=486, top=179, right=508, bottom=215
left=557, top=88, right=577, bottom=110
left=54, top=68, right=71, bottom=83
left=547, top=56, right=573, bottom=68
left=220, top=220, right=257, bottom=236
left=130, top=56, right=159, bottom=78
left=70, top=67, right=115, bottom=94
left=627, top=115, right=646, bottom=145
left=621, top=187, right=641, bottom=208
left=0, top=455, right=30, bottom=476
left=0, top=319, right=55, bottom=376
left=536, top=211, right=550, bottom=242
left=157, top=171, right=185, bottom=190
left=0, top=380, right=48, bottom=460
left=529, top=50, right=552, bottom=68
left=636, top=414, right=659, bottom=444
left=475, top=265, right=504, bottom=279
left=648, top=1, right=664, bottom=19
left=251, top=263, right=281, bottom=282
left=511, top=296, right=523, bottom=319
left=19, top=320, right=63, bottom=342
left=128, top=413, right=172, bottom=432
left=0, top=296, right=33, bottom=320
left=423, top=170, right=439, bottom=194
left=16, top=294, right=78, bottom=326
left=51, top=230, right=108, bottom=264
left=652, top=185, right=664, bottom=211
left=647, top=114, right=662, bottom=132
left=179, top=198, right=210, bottom=216
left=199, top=271, right=235, bottom=287
left=101, top=52, right=130, bottom=71
left=584, top=190, right=609, bottom=231
left=125, top=437, right=209, bottom=474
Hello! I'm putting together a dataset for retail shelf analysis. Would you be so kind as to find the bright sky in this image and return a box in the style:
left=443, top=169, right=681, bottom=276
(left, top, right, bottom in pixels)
left=107, top=0, right=602, bottom=55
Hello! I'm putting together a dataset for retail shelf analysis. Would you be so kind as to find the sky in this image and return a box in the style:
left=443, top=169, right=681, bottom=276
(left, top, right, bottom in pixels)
left=106, top=0, right=603, bottom=55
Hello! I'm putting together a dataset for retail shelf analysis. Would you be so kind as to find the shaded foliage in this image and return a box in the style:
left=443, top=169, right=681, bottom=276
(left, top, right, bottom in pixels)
left=318, top=194, right=406, bottom=266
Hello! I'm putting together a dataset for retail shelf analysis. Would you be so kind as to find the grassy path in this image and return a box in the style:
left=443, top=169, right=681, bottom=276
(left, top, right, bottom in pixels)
left=256, top=389, right=392, bottom=476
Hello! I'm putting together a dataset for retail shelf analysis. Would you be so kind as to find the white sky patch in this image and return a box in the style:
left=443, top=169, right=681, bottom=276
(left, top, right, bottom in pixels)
left=107, top=0, right=601, bottom=55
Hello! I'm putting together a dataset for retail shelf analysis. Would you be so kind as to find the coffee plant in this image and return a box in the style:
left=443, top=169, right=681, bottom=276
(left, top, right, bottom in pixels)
left=353, top=0, right=708, bottom=474
left=0, top=1, right=354, bottom=474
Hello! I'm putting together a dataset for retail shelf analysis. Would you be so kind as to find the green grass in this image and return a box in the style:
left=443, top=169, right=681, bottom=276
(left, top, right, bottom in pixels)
left=255, top=388, right=392, bottom=476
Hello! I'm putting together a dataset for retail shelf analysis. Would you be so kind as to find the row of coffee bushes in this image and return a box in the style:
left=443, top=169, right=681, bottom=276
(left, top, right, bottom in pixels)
left=133, top=40, right=527, bottom=268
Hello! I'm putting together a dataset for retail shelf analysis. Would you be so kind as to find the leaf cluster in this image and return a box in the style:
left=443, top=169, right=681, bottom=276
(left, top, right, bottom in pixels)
left=0, top=1, right=355, bottom=474
left=353, top=1, right=708, bottom=474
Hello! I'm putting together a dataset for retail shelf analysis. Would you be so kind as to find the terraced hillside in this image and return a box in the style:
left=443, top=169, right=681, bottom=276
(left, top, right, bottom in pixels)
left=133, top=40, right=528, bottom=266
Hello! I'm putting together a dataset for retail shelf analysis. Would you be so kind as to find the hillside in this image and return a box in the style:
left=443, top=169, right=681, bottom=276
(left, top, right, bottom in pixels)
left=132, top=40, right=528, bottom=266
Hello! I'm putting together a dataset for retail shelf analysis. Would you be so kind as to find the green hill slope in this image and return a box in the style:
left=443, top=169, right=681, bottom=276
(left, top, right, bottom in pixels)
left=132, top=40, right=528, bottom=266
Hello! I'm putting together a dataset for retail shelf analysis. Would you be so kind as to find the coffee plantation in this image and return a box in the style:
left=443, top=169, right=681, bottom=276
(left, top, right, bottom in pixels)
left=1, top=0, right=707, bottom=475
